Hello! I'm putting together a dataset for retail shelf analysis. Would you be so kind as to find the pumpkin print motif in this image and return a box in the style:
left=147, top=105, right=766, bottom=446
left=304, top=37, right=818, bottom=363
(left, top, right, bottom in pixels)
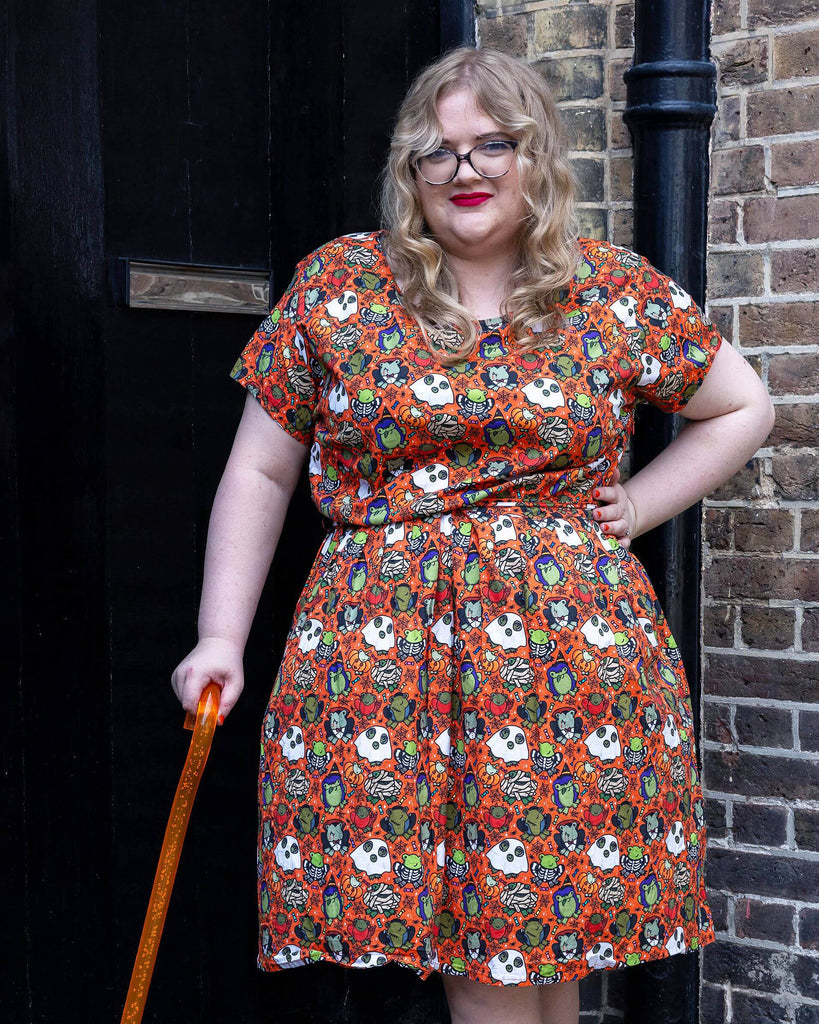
left=232, top=231, right=719, bottom=986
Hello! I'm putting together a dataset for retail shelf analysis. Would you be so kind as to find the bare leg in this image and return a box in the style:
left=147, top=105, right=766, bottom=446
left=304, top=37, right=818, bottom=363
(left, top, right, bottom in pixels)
left=442, top=975, right=579, bottom=1024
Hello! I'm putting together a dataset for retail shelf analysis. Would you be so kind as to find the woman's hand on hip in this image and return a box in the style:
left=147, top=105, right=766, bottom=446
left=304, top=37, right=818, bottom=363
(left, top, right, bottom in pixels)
left=171, top=637, right=245, bottom=720
left=592, top=468, right=637, bottom=549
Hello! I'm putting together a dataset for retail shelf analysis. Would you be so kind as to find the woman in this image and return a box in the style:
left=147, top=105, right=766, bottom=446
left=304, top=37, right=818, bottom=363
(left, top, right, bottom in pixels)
left=172, top=48, right=773, bottom=1024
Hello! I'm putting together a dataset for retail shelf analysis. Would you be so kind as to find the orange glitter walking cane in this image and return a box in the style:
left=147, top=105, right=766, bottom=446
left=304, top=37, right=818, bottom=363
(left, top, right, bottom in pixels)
left=120, top=683, right=221, bottom=1024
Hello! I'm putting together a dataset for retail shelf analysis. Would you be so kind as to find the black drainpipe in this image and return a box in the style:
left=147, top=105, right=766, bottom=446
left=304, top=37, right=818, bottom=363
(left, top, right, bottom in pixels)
left=623, top=2, right=717, bottom=1024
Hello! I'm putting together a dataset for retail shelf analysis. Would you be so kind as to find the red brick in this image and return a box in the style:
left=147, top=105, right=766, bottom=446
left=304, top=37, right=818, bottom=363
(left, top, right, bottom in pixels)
left=734, top=897, right=794, bottom=942
left=732, top=992, right=790, bottom=1024
left=614, top=4, right=633, bottom=49
left=735, top=705, right=794, bottom=747
left=772, top=141, right=819, bottom=188
left=734, top=509, right=794, bottom=552
left=608, top=56, right=629, bottom=103
left=803, top=608, right=819, bottom=652
left=535, top=56, right=605, bottom=102
left=708, top=250, right=765, bottom=298
left=705, top=893, right=729, bottom=933
left=706, top=652, right=818, bottom=702
left=732, top=806, right=787, bottom=850
left=610, top=114, right=631, bottom=150
left=772, top=248, right=819, bottom=293
left=708, top=304, right=734, bottom=342
left=774, top=28, right=819, bottom=79
left=713, top=0, right=741, bottom=35
left=479, top=14, right=528, bottom=58
left=714, top=95, right=741, bottom=145
left=705, top=701, right=734, bottom=743
left=795, top=955, right=819, bottom=1000
left=561, top=107, right=606, bottom=151
left=533, top=6, right=607, bottom=53
left=748, top=86, right=819, bottom=137
left=768, top=405, right=818, bottom=448
left=746, top=353, right=764, bottom=377
left=771, top=453, right=819, bottom=501
left=745, top=195, right=819, bottom=243
left=707, top=851, right=819, bottom=905
left=795, top=810, right=819, bottom=853
left=705, top=748, right=819, bottom=799
left=573, top=157, right=605, bottom=202
left=799, top=711, right=819, bottom=753
left=706, top=797, right=728, bottom=838
left=800, top=907, right=819, bottom=947
left=710, top=146, right=766, bottom=195
left=802, top=512, right=819, bottom=553
left=716, top=36, right=769, bottom=86
left=706, top=555, right=819, bottom=600
left=700, top=984, right=727, bottom=1024
left=769, top=353, right=819, bottom=396
left=610, top=208, right=633, bottom=248
left=705, top=508, right=733, bottom=549
left=610, top=154, right=632, bottom=202
left=576, top=207, right=606, bottom=240
left=709, top=201, right=738, bottom=244
left=738, top=302, right=819, bottom=347
left=704, top=936, right=812, bottom=993
left=711, top=459, right=763, bottom=501
left=705, top=603, right=737, bottom=646
left=741, top=606, right=796, bottom=650
left=749, top=0, right=819, bottom=27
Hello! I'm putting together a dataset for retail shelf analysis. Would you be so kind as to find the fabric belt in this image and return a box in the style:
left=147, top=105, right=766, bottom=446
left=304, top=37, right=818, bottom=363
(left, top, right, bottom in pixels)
left=322, top=496, right=600, bottom=532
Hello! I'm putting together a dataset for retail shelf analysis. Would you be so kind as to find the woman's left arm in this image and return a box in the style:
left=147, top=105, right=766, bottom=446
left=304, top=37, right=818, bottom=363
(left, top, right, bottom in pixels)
left=595, top=341, right=775, bottom=546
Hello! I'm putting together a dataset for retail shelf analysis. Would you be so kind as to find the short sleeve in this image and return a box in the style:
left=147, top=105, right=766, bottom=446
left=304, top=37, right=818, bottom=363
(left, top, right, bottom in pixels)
left=626, top=255, right=723, bottom=413
left=230, top=260, right=323, bottom=445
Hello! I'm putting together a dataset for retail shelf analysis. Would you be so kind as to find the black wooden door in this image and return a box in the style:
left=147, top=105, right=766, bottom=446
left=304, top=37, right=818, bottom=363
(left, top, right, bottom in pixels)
left=5, top=4, right=622, bottom=1021
left=4, top=2, right=459, bottom=1021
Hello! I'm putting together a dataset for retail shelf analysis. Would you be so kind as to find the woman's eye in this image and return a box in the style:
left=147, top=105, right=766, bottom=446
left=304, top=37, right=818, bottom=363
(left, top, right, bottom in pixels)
left=480, top=141, right=511, bottom=154
left=425, top=148, right=451, bottom=163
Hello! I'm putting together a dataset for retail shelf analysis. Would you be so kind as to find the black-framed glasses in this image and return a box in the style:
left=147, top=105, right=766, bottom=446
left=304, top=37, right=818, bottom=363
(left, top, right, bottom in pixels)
left=414, top=140, right=519, bottom=185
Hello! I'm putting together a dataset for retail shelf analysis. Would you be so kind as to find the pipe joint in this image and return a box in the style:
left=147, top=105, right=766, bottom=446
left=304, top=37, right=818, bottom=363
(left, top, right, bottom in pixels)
left=624, top=58, right=717, bottom=127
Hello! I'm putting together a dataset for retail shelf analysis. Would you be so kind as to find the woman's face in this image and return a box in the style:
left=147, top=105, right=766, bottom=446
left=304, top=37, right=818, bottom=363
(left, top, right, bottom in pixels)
left=415, top=88, right=526, bottom=263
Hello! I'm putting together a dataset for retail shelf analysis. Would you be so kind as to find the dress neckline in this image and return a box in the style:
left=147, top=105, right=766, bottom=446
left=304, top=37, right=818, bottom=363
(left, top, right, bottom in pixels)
left=478, top=315, right=507, bottom=334
left=375, top=229, right=509, bottom=338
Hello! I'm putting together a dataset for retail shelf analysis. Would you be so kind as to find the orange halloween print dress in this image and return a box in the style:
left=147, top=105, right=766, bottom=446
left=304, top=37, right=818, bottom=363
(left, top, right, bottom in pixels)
left=231, top=230, right=719, bottom=986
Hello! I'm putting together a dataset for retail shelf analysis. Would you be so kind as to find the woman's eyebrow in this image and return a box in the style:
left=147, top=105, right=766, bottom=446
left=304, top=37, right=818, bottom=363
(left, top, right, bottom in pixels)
left=439, top=130, right=511, bottom=146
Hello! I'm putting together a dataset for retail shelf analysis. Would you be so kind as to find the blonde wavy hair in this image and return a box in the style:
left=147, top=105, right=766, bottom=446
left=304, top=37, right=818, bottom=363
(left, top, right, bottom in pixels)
left=380, top=46, right=579, bottom=362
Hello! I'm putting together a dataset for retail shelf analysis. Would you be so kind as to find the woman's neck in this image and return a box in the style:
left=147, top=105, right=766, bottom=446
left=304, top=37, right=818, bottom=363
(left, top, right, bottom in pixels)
left=447, top=250, right=518, bottom=320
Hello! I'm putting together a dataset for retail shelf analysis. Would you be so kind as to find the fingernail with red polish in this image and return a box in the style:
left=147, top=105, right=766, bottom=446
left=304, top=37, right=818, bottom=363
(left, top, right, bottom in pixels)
left=593, top=489, right=600, bottom=498
left=218, top=714, right=225, bottom=726
left=603, top=524, right=609, bottom=532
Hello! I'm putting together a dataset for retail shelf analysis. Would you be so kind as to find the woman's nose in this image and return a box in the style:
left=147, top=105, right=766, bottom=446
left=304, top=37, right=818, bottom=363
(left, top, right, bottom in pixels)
left=452, top=155, right=482, bottom=185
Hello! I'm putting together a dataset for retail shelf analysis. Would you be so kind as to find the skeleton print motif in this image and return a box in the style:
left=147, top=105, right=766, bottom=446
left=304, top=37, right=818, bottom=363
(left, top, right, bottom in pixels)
left=232, top=231, right=720, bottom=986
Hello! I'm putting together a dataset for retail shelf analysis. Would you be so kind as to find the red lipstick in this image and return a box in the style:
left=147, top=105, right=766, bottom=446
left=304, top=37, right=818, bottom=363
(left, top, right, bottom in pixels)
left=450, top=192, right=491, bottom=206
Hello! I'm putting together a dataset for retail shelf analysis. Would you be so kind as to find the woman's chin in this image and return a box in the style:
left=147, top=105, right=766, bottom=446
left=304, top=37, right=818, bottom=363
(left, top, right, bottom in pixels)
left=439, top=222, right=518, bottom=260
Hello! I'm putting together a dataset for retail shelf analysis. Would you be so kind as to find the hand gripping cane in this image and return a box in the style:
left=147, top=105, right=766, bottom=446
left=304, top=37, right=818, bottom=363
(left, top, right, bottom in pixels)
left=120, top=683, right=221, bottom=1024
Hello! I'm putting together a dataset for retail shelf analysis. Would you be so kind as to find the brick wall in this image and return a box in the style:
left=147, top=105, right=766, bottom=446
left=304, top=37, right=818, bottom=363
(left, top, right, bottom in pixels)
left=701, top=4, right=819, bottom=1023
left=477, top=0, right=635, bottom=247
left=476, top=2, right=819, bottom=1022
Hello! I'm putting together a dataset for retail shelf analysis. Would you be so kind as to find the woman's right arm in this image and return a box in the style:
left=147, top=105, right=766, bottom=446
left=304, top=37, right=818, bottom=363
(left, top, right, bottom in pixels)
left=171, top=393, right=308, bottom=718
